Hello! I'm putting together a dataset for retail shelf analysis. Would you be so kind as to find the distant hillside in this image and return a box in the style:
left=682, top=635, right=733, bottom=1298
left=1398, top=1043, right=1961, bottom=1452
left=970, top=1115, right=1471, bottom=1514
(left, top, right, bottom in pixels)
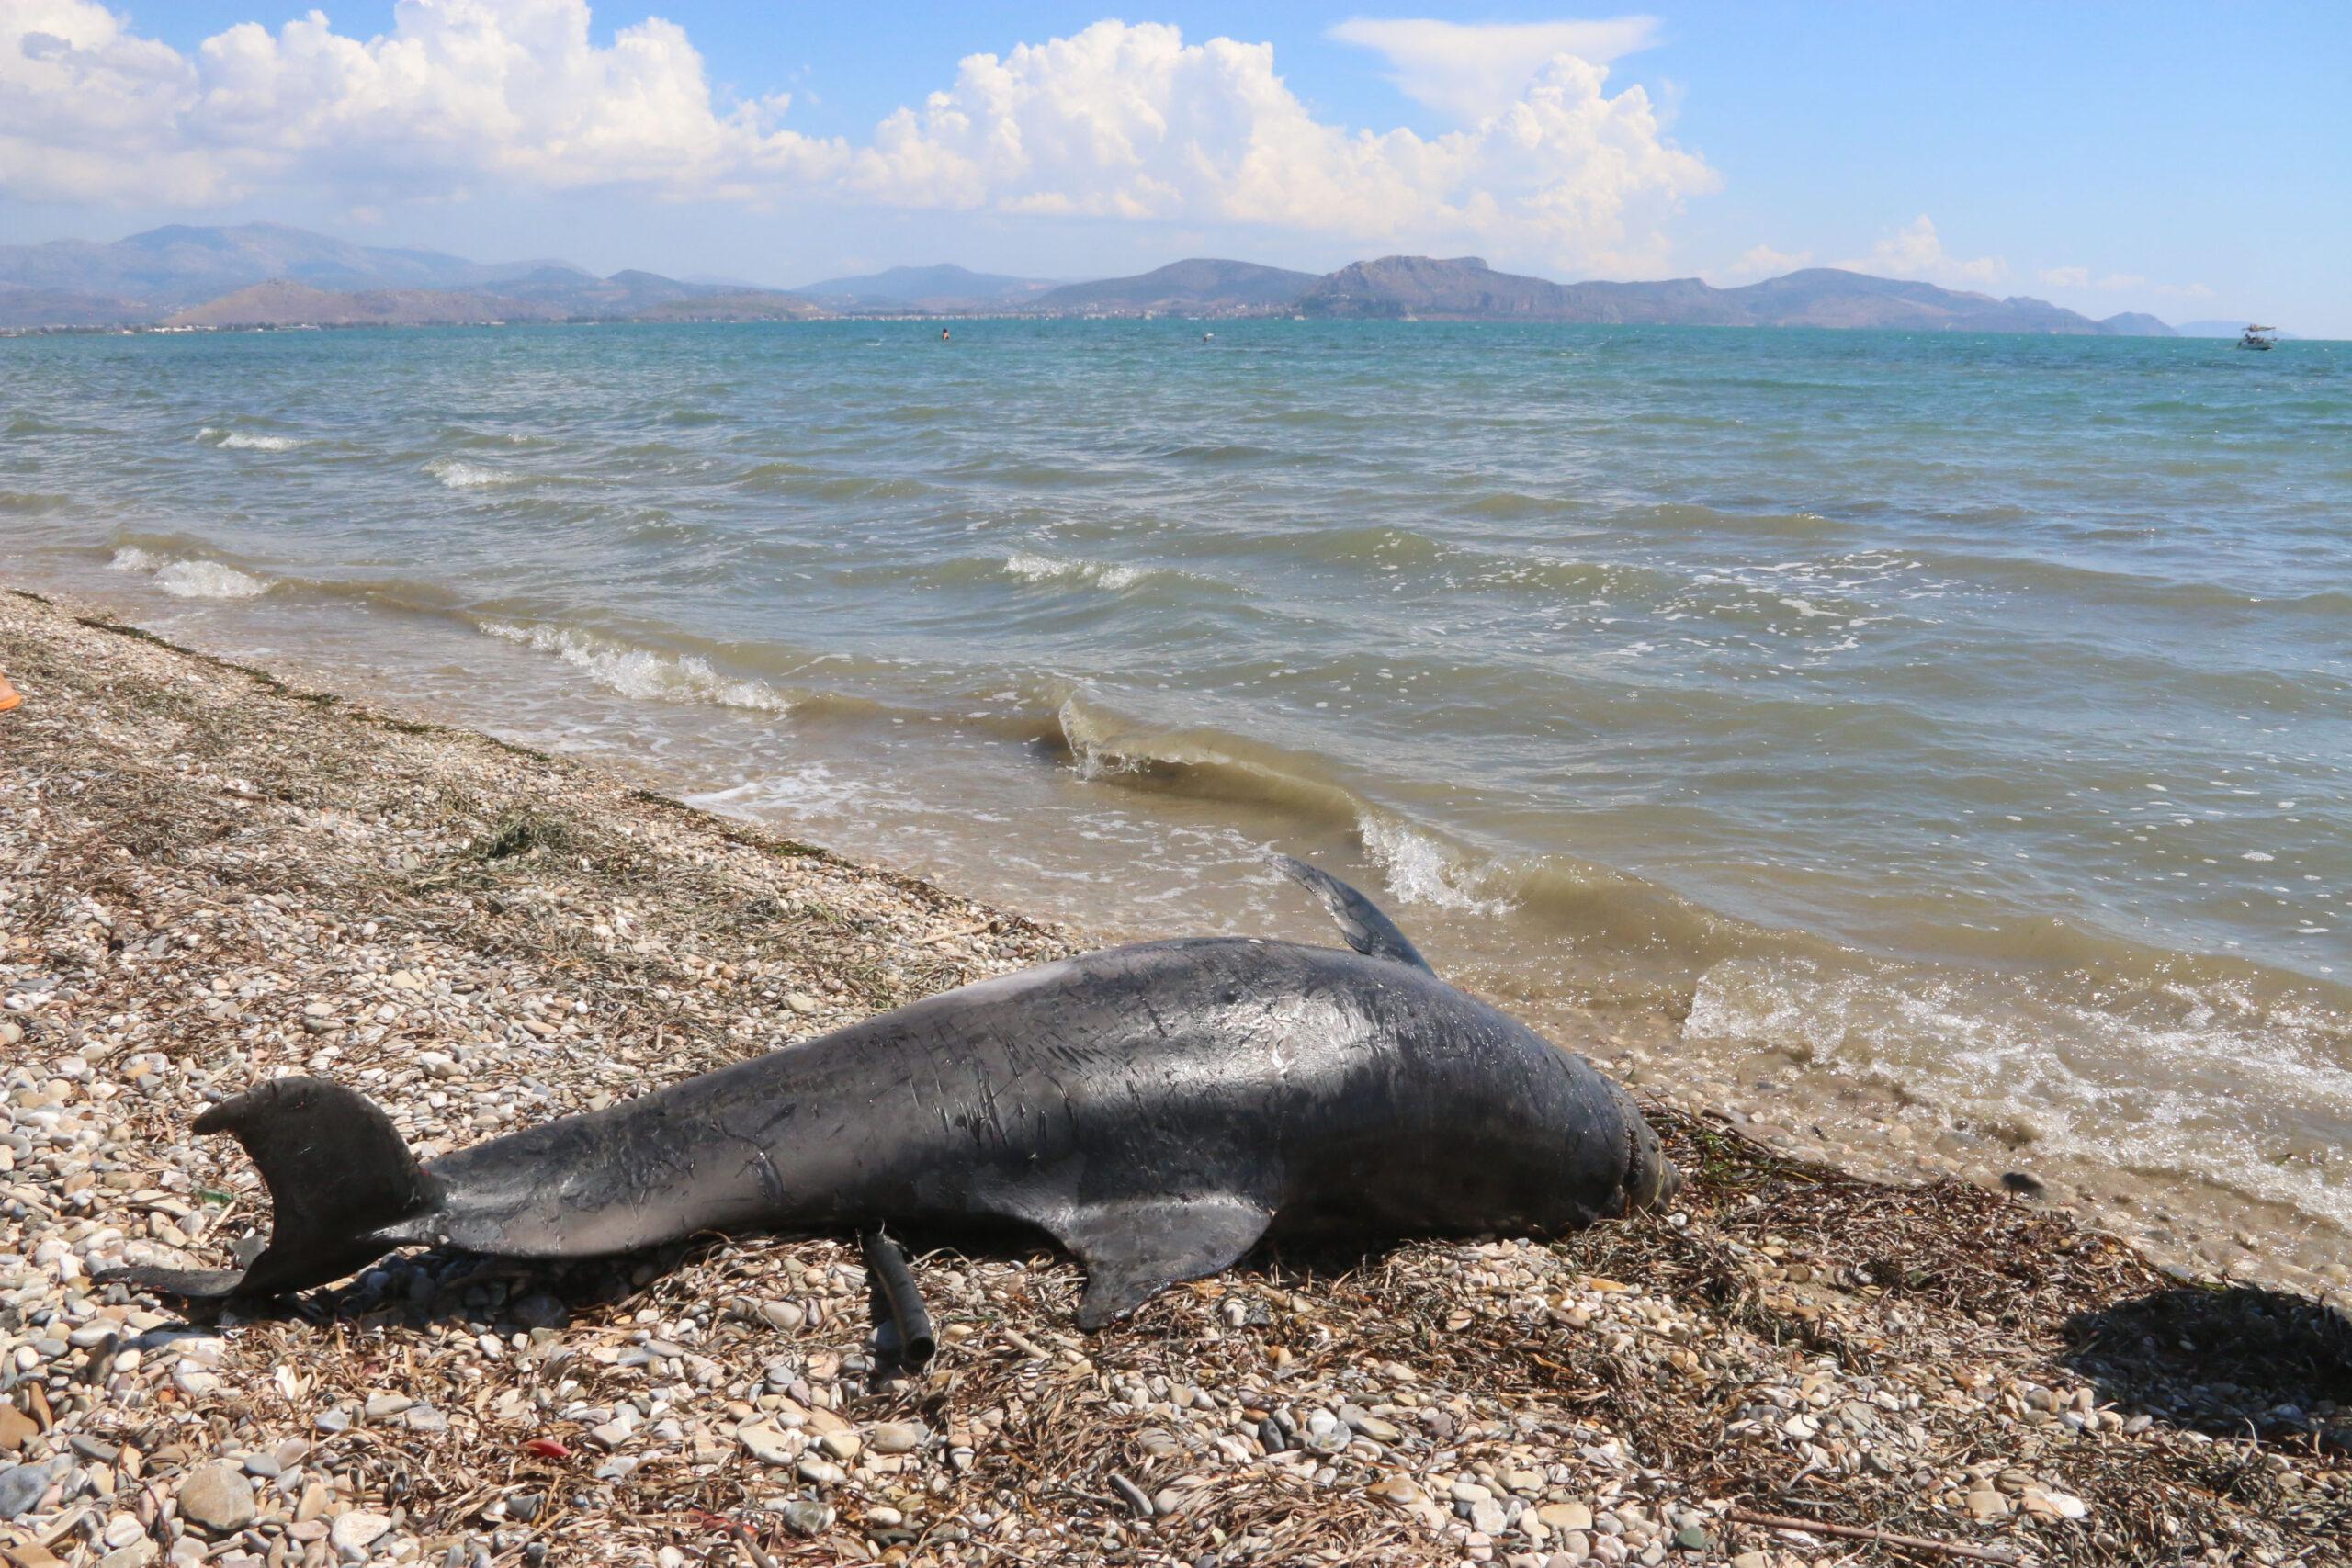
left=792, top=264, right=1060, bottom=311
left=1297, top=256, right=2166, bottom=335
left=1716, top=269, right=2126, bottom=333
left=1027, top=259, right=1320, bottom=316
left=0, top=283, right=153, bottom=328
left=0, top=222, right=572, bottom=311
left=630, top=291, right=832, bottom=323
left=162, top=280, right=563, bottom=329
left=0, top=223, right=826, bottom=330
left=1303, top=255, right=1608, bottom=321
left=0, top=221, right=2202, bottom=340
left=160, top=277, right=829, bottom=330
left=489, top=267, right=729, bottom=315
left=1298, top=256, right=1771, bottom=325
left=2094, top=312, right=2177, bottom=337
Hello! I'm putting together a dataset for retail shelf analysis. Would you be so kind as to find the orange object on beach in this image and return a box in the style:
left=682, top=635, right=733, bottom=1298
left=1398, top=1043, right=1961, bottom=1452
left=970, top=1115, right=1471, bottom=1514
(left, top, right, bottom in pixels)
left=0, top=672, right=19, bottom=714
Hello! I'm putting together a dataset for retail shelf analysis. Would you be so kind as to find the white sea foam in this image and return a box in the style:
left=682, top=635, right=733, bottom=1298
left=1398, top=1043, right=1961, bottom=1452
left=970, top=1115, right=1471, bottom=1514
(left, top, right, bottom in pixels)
left=109, top=547, right=270, bottom=598
left=685, top=765, right=873, bottom=818
left=1004, top=551, right=1148, bottom=592
left=155, top=560, right=270, bottom=598
left=200, top=428, right=304, bottom=452
left=481, top=622, right=790, bottom=713
left=1685, top=955, right=2352, bottom=1229
left=1357, top=815, right=1515, bottom=916
left=428, top=458, right=521, bottom=491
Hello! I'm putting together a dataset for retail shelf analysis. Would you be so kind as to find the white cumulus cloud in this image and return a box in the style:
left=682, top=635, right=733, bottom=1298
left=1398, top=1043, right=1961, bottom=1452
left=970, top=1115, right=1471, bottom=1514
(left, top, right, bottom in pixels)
left=1329, top=15, right=1662, bottom=123
left=1, top=0, right=845, bottom=204
left=851, top=20, right=1715, bottom=271
left=1838, top=215, right=2007, bottom=288
left=1, top=4, right=1718, bottom=274
left=2039, top=265, right=2212, bottom=299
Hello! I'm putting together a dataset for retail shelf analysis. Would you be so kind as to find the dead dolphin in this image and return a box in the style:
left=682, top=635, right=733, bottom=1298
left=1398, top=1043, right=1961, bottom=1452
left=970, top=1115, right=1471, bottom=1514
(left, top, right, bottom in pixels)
left=104, top=858, right=1677, bottom=1327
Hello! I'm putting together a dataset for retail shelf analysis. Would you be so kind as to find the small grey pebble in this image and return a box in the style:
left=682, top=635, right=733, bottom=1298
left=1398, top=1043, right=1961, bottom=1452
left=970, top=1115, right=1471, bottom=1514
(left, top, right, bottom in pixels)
left=779, top=1498, right=831, bottom=1537
left=0, top=1461, right=56, bottom=1521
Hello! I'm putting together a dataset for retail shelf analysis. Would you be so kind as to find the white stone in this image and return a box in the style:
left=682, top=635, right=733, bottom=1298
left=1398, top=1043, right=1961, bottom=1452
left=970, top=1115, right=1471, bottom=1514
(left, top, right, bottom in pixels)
left=329, top=1510, right=392, bottom=1554
left=736, top=1422, right=797, bottom=1465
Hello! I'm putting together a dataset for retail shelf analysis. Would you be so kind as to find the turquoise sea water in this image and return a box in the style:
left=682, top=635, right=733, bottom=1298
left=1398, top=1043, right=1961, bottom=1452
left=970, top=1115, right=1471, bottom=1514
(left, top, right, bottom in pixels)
left=4, top=321, right=2346, bottom=1258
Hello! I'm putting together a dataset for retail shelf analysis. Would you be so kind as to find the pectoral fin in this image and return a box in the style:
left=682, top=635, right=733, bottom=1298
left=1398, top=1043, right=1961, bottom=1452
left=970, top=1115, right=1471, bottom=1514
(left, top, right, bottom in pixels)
left=1043, top=1195, right=1273, bottom=1329
left=102, top=1265, right=250, bottom=1299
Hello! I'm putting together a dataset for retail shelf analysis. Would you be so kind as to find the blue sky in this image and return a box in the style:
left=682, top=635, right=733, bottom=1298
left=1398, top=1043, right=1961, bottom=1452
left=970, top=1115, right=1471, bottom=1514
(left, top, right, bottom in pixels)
left=6, top=2, right=2346, bottom=332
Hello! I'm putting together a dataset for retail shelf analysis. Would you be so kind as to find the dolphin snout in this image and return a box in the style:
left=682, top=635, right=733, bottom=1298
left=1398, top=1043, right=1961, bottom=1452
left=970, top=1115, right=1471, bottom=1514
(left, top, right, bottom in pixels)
left=1647, top=1155, right=1684, bottom=1208
left=1621, top=1114, right=1679, bottom=1213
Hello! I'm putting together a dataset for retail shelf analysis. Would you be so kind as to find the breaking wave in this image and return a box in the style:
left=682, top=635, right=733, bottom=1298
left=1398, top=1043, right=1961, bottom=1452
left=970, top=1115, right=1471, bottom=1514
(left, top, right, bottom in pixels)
left=1003, top=551, right=1149, bottom=592
left=109, top=547, right=272, bottom=600
left=428, top=458, right=524, bottom=491
left=479, top=621, right=792, bottom=713
left=1356, top=815, right=1517, bottom=917
left=199, top=427, right=304, bottom=452
left=1052, top=695, right=1363, bottom=820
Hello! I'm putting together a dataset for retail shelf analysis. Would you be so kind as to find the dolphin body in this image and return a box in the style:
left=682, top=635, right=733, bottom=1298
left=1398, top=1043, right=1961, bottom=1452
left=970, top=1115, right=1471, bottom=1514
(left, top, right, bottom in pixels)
left=107, top=860, right=1676, bottom=1327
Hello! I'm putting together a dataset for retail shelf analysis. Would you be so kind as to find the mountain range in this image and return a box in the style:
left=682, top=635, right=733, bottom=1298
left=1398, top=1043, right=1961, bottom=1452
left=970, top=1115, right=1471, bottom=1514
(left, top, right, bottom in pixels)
left=1029, top=259, right=1320, bottom=316
left=789, top=264, right=1060, bottom=313
left=0, top=223, right=829, bottom=329
left=1295, top=255, right=2174, bottom=334
left=0, top=223, right=2228, bottom=338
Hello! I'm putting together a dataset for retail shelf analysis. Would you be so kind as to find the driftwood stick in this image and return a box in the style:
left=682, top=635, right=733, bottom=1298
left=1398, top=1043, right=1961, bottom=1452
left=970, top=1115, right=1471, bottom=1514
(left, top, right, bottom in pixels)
left=1726, top=1507, right=2024, bottom=1564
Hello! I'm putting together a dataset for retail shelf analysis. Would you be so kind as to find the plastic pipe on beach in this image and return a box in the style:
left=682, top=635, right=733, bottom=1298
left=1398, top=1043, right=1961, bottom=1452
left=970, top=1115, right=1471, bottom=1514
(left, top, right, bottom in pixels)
left=862, top=1228, right=936, bottom=1365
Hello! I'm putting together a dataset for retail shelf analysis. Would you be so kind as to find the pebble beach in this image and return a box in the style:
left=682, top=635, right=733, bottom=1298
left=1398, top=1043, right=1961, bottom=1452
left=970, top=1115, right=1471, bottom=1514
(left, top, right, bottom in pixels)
left=1, top=587, right=2345, bottom=1568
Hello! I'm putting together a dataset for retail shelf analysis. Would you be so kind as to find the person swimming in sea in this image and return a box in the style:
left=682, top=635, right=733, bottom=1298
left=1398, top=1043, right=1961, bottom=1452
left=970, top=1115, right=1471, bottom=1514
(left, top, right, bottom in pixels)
left=941, top=326, right=950, bottom=342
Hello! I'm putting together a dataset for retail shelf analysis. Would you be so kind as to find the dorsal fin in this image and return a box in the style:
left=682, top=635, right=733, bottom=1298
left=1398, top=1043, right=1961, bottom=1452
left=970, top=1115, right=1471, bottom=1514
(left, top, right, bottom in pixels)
left=1274, top=854, right=1434, bottom=974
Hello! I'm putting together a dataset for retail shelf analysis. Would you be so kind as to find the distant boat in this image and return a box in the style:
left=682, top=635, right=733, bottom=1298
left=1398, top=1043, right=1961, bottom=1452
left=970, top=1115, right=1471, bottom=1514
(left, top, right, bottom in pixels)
left=2237, top=324, right=2278, bottom=351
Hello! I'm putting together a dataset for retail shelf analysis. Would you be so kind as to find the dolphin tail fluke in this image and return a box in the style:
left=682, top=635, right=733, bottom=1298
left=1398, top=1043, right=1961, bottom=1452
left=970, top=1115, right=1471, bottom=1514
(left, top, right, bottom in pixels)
left=1273, top=854, right=1434, bottom=974
left=100, top=1077, right=438, bottom=1300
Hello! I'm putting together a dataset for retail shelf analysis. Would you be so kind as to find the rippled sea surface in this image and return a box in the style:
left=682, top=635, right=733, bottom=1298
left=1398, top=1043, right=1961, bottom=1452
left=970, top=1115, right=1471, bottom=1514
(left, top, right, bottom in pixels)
left=6, top=321, right=2347, bottom=1258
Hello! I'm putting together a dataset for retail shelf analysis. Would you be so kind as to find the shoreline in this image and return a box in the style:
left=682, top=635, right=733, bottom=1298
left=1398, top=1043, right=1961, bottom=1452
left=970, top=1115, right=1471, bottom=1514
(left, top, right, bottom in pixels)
left=1, top=586, right=2345, bottom=1566
left=27, top=556, right=2350, bottom=1307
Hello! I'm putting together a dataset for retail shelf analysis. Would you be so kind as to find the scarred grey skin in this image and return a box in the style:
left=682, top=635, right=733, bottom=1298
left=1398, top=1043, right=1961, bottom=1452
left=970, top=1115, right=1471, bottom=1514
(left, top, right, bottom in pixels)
left=105, top=860, right=1677, bottom=1327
